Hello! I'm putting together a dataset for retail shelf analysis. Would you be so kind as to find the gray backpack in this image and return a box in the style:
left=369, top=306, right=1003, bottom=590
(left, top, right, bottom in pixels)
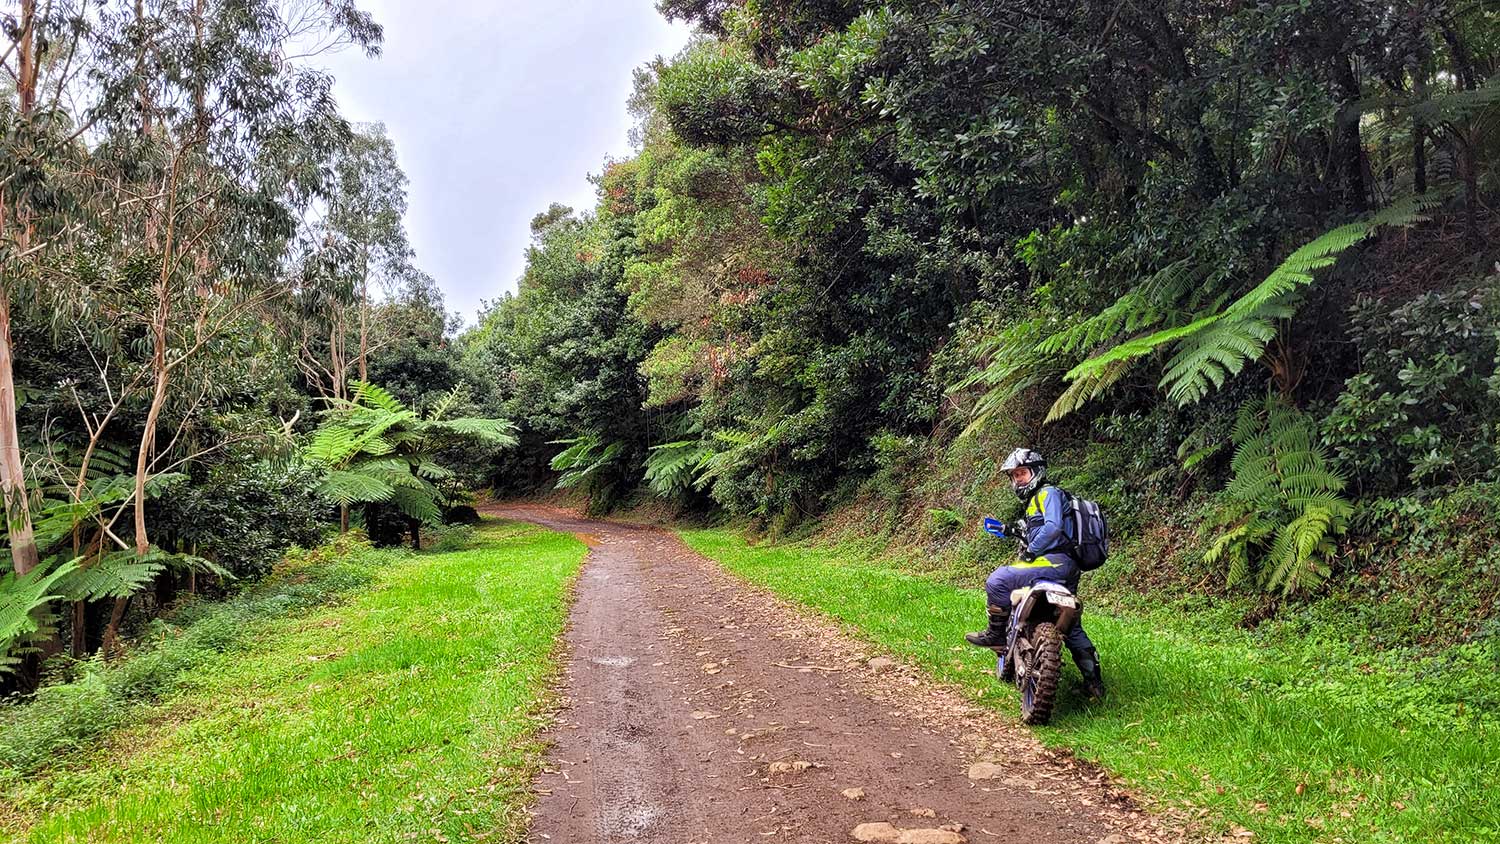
left=1060, top=488, right=1109, bottom=571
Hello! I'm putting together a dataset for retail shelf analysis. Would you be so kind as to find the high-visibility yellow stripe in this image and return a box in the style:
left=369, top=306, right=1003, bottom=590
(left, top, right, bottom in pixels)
left=1026, top=487, right=1049, bottom=516
left=1011, top=559, right=1057, bottom=569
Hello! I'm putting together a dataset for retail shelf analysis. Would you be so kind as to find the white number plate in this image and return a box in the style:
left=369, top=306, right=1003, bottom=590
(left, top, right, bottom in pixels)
left=1048, top=594, right=1077, bottom=608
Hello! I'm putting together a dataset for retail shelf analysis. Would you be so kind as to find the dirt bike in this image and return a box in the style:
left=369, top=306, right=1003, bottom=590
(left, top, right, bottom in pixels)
left=982, top=517, right=1083, bottom=725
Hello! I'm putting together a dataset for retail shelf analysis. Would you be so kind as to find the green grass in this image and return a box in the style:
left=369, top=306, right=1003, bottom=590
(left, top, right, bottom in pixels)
left=1, top=520, right=585, bottom=844
left=679, top=527, right=1500, bottom=844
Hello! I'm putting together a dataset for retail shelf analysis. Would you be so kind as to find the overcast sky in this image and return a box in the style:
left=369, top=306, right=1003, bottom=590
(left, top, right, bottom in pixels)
left=320, top=2, right=693, bottom=324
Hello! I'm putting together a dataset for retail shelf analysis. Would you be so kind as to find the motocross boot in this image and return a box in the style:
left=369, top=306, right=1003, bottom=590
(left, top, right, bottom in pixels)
left=1071, top=646, right=1106, bottom=700
left=964, top=606, right=1010, bottom=650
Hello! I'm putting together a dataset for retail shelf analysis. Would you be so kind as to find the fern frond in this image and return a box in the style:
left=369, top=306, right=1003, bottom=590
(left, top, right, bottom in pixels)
left=305, top=425, right=358, bottom=466
left=0, top=560, right=80, bottom=664
left=316, top=470, right=395, bottom=506
left=1065, top=312, right=1221, bottom=382
left=644, top=439, right=712, bottom=496
left=952, top=317, right=1064, bottom=437
left=425, top=417, right=518, bottom=447
left=1045, top=357, right=1133, bottom=422
left=1205, top=397, right=1350, bottom=595
left=56, top=550, right=165, bottom=600
left=389, top=485, right=442, bottom=524
left=1160, top=301, right=1291, bottom=404
left=349, top=380, right=406, bottom=415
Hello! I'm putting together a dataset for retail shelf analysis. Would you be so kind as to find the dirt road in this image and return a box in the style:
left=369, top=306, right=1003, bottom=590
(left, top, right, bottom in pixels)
left=492, top=505, right=1174, bottom=844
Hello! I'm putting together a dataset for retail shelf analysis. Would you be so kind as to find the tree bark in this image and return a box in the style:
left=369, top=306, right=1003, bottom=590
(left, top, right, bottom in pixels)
left=100, top=596, right=129, bottom=657
left=0, top=289, right=39, bottom=576
left=133, top=353, right=169, bottom=555
left=16, top=0, right=37, bottom=116
left=1331, top=56, right=1368, bottom=212
left=1, top=0, right=42, bottom=578
left=358, top=270, right=368, bottom=383
left=70, top=600, right=86, bottom=657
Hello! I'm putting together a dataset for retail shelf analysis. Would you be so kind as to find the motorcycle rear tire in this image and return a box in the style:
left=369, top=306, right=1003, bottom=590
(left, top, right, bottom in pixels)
left=1019, top=622, right=1062, bottom=726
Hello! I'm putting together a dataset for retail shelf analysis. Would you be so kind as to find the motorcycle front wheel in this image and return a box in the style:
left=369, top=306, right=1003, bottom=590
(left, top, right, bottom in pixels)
left=1018, top=622, right=1062, bottom=725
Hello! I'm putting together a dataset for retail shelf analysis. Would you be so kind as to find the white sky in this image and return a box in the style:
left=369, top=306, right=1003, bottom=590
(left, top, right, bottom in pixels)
left=321, top=1, right=694, bottom=324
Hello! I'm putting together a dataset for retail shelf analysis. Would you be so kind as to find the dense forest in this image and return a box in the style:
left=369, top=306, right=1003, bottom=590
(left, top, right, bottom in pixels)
left=463, top=0, right=1500, bottom=638
left=0, top=0, right=513, bottom=689
left=3, top=0, right=1498, bottom=711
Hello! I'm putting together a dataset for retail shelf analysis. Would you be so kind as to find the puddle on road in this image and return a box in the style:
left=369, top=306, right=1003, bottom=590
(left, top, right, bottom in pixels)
left=590, top=655, right=637, bottom=668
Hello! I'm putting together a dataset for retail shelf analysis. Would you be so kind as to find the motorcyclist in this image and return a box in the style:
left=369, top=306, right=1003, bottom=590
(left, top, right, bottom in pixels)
left=964, top=448, right=1106, bottom=700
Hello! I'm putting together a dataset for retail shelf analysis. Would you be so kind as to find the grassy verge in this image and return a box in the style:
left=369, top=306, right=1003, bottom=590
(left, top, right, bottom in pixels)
left=679, top=527, right=1499, bottom=844
left=1, top=520, right=585, bottom=844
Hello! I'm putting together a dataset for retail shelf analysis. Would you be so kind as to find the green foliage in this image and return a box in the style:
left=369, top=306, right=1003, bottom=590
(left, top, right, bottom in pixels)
left=643, top=438, right=713, bottom=498
left=0, top=562, right=79, bottom=676
left=305, top=381, right=515, bottom=536
left=1205, top=399, right=1352, bottom=596
left=925, top=507, right=963, bottom=538
left=1322, top=281, right=1500, bottom=493
left=549, top=435, right=626, bottom=492
left=1064, top=195, right=1441, bottom=414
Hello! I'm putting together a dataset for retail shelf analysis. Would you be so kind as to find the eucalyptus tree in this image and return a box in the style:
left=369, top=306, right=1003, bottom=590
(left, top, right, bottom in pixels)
left=1, top=0, right=383, bottom=667
left=325, top=122, right=414, bottom=384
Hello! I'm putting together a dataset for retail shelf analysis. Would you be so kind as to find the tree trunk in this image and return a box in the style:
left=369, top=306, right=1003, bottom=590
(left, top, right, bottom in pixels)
left=133, top=363, right=169, bottom=555
left=358, top=271, right=369, bottom=383
left=340, top=502, right=349, bottom=533
left=100, top=596, right=129, bottom=657
left=1, top=1, right=41, bottom=578
left=16, top=0, right=37, bottom=116
left=330, top=314, right=346, bottom=400
left=409, top=517, right=420, bottom=551
left=0, top=290, right=39, bottom=576
left=70, top=600, right=87, bottom=657
left=1331, top=56, right=1368, bottom=212
left=1413, top=64, right=1429, bottom=194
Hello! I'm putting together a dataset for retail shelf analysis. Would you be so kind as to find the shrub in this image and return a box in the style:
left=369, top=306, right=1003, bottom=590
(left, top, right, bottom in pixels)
left=428, top=524, right=476, bottom=553
left=1323, top=283, right=1500, bottom=495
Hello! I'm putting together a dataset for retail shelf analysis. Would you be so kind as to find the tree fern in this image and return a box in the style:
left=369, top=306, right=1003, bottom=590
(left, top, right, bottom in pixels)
left=304, top=382, right=515, bottom=526
left=425, top=417, right=518, bottom=447
left=1037, top=259, right=1199, bottom=356
left=549, top=436, right=625, bottom=490
left=1045, top=357, right=1133, bottom=423
left=1058, top=195, right=1442, bottom=417
left=1205, top=398, right=1352, bottom=596
left=951, top=316, right=1064, bottom=437
left=316, top=469, right=395, bottom=506
left=644, top=439, right=713, bottom=496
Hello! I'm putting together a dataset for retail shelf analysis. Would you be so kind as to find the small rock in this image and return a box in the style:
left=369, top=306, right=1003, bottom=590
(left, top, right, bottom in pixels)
left=767, top=760, right=814, bottom=774
left=966, top=762, right=1005, bottom=780
left=1098, top=836, right=1127, bottom=844
left=842, top=787, right=867, bottom=801
left=867, top=656, right=898, bottom=674
left=908, top=807, right=936, bottom=818
left=690, top=711, right=718, bottom=720
left=896, top=830, right=966, bottom=844
left=851, top=822, right=900, bottom=843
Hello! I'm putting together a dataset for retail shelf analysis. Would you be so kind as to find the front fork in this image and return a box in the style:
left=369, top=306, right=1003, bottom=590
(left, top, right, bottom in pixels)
left=997, top=613, right=1023, bottom=684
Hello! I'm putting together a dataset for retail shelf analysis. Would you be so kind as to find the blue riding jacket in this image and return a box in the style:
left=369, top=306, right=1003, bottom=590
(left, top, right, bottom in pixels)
left=1017, top=485, right=1073, bottom=566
